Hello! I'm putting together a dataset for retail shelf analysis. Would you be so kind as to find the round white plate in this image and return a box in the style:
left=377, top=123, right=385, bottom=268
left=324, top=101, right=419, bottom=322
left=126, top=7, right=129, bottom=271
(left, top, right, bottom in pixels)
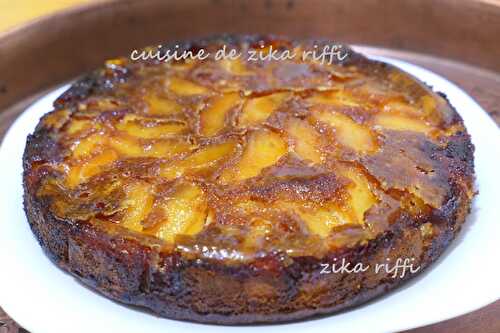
left=1, top=57, right=499, bottom=333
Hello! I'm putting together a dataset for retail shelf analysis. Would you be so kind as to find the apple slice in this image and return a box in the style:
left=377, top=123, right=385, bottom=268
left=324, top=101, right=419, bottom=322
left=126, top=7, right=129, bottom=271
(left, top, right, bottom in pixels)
left=160, top=140, right=238, bottom=180
left=338, top=165, right=376, bottom=225
left=372, top=113, right=433, bottom=135
left=145, top=94, right=183, bottom=116
left=109, top=135, right=193, bottom=159
left=238, top=92, right=290, bottom=126
left=121, top=182, right=155, bottom=232
left=154, top=182, right=207, bottom=242
left=285, top=117, right=323, bottom=164
left=294, top=203, right=350, bottom=238
left=66, top=149, right=118, bottom=188
left=219, top=130, right=287, bottom=182
left=200, top=93, right=241, bottom=136
left=167, top=77, right=209, bottom=96
left=314, top=110, right=376, bottom=153
left=116, top=115, right=187, bottom=139
left=72, top=133, right=105, bottom=158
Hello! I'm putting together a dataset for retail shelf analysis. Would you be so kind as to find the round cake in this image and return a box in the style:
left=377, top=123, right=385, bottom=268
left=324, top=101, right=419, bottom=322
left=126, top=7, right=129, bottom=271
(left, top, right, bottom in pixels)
left=23, top=35, right=475, bottom=324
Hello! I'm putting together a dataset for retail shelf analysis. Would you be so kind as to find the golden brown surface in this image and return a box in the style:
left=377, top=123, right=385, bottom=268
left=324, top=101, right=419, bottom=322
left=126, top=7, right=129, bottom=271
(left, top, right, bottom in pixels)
left=22, top=35, right=475, bottom=324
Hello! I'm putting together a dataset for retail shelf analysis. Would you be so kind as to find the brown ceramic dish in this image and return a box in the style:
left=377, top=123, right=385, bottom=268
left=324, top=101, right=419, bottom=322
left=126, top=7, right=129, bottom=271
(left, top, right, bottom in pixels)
left=22, top=35, right=475, bottom=324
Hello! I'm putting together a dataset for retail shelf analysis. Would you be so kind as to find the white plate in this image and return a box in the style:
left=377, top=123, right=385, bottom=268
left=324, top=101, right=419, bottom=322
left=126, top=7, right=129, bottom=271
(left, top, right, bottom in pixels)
left=1, top=57, right=499, bottom=333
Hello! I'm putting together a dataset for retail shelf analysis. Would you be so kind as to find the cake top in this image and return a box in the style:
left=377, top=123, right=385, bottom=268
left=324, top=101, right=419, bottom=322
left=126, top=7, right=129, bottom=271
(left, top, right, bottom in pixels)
left=25, top=36, right=473, bottom=261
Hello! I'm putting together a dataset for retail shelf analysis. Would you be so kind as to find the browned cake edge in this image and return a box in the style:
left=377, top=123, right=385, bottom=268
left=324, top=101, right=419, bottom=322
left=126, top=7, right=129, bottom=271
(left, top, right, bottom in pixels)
left=22, top=35, right=475, bottom=325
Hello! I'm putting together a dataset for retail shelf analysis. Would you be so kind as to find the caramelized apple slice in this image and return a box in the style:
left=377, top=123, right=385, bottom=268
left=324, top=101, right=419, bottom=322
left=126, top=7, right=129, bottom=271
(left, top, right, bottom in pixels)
left=373, top=113, right=432, bottom=134
left=141, top=139, right=194, bottom=159
left=160, top=140, right=238, bottom=180
left=299, top=208, right=345, bottom=238
left=309, top=90, right=363, bottom=108
left=337, top=165, right=376, bottom=225
left=108, top=135, right=145, bottom=157
left=219, top=130, right=287, bottom=182
left=168, top=77, right=209, bottom=96
left=145, top=94, right=183, bottom=116
left=314, top=110, right=377, bottom=153
left=121, top=182, right=155, bottom=232
left=291, top=202, right=350, bottom=238
left=382, top=100, right=421, bottom=116
left=238, top=92, right=290, bottom=126
left=117, top=115, right=187, bottom=139
left=285, top=117, right=323, bottom=163
left=154, top=182, right=207, bottom=242
left=66, top=149, right=118, bottom=188
left=72, top=134, right=106, bottom=158
left=200, top=93, right=241, bottom=136
left=66, top=119, right=94, bottom=136
left=109, top=135, right=193, bottom=159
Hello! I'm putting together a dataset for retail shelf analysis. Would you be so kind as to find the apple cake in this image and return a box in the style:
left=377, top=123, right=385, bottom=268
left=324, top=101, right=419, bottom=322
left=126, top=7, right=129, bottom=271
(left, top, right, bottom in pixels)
left=23, top=35, right=475, bottom=324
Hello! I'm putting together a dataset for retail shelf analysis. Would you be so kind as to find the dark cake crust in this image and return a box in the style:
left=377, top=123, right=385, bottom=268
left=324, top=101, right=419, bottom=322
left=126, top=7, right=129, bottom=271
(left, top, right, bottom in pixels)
left=23, top=35, right=475, bottom=324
